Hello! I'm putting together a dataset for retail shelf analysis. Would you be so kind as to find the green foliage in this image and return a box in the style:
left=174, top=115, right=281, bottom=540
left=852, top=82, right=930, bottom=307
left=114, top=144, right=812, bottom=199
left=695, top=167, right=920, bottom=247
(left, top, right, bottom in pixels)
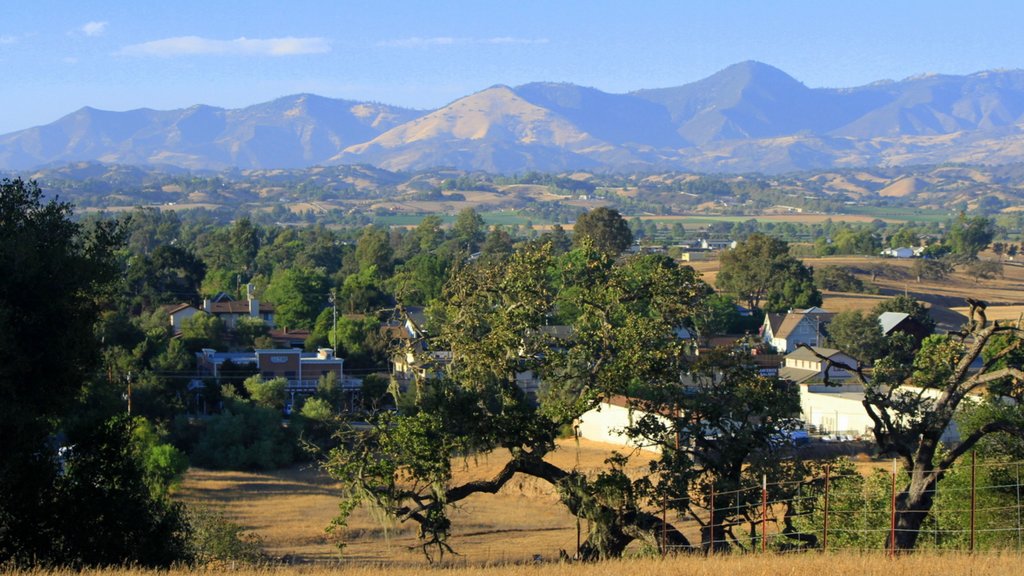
left=827, top=310, right=885, bottom=364
left=912, top=257, right=954, bottom=282
left=717, top=233, right=821, bottom=311
left=354, top=225, right=394, bottom=276
left=452, top=207, right=485, bottom=252
left=338, top=265, right=388, bottom=313
left=300, top=396, right=334, bottom=421
left=233, top=316, right=269, bottom=348
left=911, top=335, right=965, bottom=389
left=243, top=375, right=287, bottom=411
left=947, top=213, right=995, bottom=260
left=692, top=293, right=741, bottom=336
left=572, top=207, right=633, bottom=255
left=873, top=295, right=936, bottom=336
left=326, top=244, right=720, bottom=559
left=187, top=506, right=265, bottom=566
left=264, top=266, right=327, bottom=329
left=190, top=401, right=298, bottom=470
left=814, top=266, right=873, bottom=293
left=180, top=312, right=225, bottom=351
left=131, top=418, right=189, bottom=497
left=0, top=179, right=167, bottom=566
left=55, top=415, right=192, bottom=567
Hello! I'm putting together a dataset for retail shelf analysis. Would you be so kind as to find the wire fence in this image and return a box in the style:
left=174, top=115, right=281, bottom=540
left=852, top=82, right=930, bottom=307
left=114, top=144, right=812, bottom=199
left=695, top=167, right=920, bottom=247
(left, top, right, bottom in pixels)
left=645, top=455, right=1024, bottom=557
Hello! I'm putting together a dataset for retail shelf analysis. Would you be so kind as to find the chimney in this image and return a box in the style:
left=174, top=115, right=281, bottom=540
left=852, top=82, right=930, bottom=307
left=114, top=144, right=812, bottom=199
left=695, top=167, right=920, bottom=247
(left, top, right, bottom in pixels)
left=247, top=284, right=259, bottom=318
left=318, top=348, right=334, bottom=360
left=203, top=298, right=210, bottom=312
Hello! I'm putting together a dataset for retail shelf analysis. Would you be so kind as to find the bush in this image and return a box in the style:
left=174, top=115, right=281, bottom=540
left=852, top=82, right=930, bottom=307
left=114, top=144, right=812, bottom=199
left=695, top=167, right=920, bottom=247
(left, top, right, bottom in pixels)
left=187, top=506, right=265, bottom=566
left=813, top=266, right=875, bottom=293
left=190, top=401, right=298, bottom=470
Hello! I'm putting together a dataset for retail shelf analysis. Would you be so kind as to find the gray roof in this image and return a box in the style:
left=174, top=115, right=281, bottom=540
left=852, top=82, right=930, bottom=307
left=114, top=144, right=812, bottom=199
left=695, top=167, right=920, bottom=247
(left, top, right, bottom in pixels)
left=778, top=366, right=821, bottom=384
left=785, top=346, right=842, bottom=362
left=878, top=312, right=910, bottom=335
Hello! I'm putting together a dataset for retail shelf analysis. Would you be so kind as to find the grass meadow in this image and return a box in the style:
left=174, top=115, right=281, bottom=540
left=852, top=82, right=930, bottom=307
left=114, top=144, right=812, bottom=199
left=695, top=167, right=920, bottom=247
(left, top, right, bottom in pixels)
left=8, top=552, right=1022, bottom=576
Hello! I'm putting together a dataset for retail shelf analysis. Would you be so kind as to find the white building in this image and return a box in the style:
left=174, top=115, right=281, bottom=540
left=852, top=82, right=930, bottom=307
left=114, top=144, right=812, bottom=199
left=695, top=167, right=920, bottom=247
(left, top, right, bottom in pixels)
left=762, top=308, right=834, bottom=353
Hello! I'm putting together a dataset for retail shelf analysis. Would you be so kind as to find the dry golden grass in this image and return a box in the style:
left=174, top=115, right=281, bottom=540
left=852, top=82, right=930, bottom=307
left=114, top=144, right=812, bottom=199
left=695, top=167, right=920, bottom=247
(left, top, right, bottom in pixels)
left=685, top=256, right=1024, bottom=331
left=9, top=551, right=1024, bottom=576
left=175, top=439, right=629, bottom=565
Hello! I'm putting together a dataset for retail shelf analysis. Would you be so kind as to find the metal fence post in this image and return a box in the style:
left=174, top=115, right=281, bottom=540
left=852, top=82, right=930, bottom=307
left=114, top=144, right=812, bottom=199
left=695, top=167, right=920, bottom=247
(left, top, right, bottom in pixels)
left=662, top=492, right=668, bottom=559
left=709, top=483, right=716, bottom=556
left=970, top=451, right=976, bottom=553
left=823, top=463, right=830, bottom=553
left=889, top=459, right=897, bottom=558
left=762, top=474, right=768, bottom=553
left=1017, top=462, right=1022, bottom=552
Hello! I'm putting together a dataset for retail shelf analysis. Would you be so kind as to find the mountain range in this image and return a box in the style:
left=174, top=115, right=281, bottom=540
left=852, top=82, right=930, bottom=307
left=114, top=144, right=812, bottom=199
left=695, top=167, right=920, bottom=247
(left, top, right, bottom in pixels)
left=5, top=61, right=1024, bottom=174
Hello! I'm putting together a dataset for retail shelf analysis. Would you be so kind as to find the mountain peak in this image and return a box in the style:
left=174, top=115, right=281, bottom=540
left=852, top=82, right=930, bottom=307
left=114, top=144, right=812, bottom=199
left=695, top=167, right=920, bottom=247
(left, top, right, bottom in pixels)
left=5, top=63, right=1024, bottom=173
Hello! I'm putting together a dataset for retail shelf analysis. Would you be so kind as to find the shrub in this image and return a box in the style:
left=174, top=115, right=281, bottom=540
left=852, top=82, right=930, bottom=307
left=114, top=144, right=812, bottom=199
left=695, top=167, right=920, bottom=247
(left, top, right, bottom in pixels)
left=190, top=401, right=298, bottom=470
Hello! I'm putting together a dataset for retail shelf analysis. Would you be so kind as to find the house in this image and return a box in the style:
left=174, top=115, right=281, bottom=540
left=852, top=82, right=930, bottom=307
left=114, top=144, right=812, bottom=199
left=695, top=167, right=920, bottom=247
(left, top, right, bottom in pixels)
left=166, top=284, right=276, bottom=334
left=881, top=247, right=915, bottom=258
left=576, top=395, right=666, bottom=453
left=775, top=346, right=869, bottom=436
left=196, top=347, right=356, bottom=409
left=166, top=303, right=201, bottom=332
left=878, top=311, right=931, bottom=342
left=699, top=238, right=738, bottom=251
left=778, top=346, right=858, bottom=385
left=761, top=308, right=834, bottom=353
left=203, top=285, right=275, bottom=329
left=268, top=328, right=311, bottom=349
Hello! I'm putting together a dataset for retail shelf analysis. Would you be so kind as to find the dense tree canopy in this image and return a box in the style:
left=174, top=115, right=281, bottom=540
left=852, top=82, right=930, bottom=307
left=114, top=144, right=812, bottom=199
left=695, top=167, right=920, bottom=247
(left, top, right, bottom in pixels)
left=572, top=207, right=633, bottom=255
left=716, top=233, right=821, bottom=312
left=0, top=179, right=189, bottom=566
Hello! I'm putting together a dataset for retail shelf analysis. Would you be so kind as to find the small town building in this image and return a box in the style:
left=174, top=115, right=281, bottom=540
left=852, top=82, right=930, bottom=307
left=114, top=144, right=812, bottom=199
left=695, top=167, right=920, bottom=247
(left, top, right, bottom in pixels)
left=761, top=307, right=834, bottom=353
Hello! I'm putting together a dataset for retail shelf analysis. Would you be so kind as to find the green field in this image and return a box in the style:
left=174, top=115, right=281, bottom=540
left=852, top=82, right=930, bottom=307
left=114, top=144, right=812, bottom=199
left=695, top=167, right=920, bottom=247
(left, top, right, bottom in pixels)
left=374, top=211, right=552, bottom=227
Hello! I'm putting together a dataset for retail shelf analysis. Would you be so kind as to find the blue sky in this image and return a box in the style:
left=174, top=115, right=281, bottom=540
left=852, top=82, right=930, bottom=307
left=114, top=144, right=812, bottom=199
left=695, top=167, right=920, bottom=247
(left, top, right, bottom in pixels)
left=1, top=0, right=1022, bottom=134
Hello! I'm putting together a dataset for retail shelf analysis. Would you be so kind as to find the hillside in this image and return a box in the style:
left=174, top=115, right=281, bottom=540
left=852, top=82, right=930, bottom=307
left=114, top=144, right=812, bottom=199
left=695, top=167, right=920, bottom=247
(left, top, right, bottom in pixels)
left=10, top=162, right=1024, bottom=219
left=5, top=63, right=1024, bottom=173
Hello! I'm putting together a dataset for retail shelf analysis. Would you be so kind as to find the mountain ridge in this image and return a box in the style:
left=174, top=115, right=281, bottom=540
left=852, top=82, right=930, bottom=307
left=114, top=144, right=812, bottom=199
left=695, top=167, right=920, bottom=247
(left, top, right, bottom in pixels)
left=5, top=62, right=1024, bottom=173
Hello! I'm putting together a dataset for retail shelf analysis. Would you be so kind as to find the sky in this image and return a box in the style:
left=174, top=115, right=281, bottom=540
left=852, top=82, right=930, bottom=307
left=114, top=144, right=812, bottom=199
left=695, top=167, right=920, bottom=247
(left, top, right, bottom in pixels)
left=1, top=0, right=1023, bottom=134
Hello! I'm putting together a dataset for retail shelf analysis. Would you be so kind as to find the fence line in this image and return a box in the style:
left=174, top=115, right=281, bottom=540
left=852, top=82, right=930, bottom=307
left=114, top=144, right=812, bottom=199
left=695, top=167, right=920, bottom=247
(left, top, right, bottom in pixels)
left=646, top=455, right=1024, bottom=556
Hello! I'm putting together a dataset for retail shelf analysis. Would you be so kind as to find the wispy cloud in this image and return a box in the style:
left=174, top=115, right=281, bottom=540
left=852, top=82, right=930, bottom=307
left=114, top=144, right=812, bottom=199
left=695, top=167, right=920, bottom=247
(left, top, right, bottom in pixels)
left=81, top=21, right=108, bottom=37
left=378, top=36, right=549, bottom=48
left=119, top=36, right=330, bottom=57
left=0, top=35, right=19, bottom=44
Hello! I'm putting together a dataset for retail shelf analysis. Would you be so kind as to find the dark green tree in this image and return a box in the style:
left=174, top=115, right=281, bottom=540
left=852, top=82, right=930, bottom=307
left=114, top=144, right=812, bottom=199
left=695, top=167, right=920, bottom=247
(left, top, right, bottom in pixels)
left=264, top=267, right=327, bottom=329
left=1, top=178, right=189, bottom=566
left=826, top=310, right=885, bottom=364
left=325, top=246, right=722, bottom=560
left=452, top=208, right=486, bottom=253
left=717, top=233, right=820, bottom=311
left=572, top=207, right=633, bottom=255
left=947, top=213, right=995, bottom=260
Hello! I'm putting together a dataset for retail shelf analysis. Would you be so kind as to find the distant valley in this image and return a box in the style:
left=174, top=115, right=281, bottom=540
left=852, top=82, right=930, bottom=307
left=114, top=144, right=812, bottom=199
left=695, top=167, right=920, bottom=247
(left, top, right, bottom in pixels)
left=5, top=62, right=1024, bottom=174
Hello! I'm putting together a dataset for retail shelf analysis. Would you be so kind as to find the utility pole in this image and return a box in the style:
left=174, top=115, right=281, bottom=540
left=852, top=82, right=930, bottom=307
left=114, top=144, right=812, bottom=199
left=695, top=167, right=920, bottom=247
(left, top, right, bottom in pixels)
left=125, top=371, right=133, bottom=415
left=329, top=288, right=338, bottom=350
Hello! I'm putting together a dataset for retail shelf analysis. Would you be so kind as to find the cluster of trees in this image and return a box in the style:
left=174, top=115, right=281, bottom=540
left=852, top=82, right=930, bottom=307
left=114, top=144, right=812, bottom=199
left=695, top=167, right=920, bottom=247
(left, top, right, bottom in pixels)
left=1, top=179, right=191, bottom=566
left=323, top=234, right=1024, bottom=559
left=6, top=174, right=1024, bottom=566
